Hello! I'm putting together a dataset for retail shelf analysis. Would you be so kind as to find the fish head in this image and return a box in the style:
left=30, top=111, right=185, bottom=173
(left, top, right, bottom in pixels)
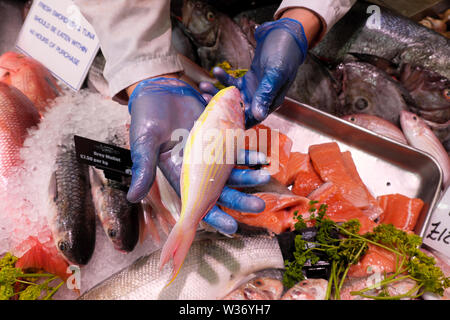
left=400, top=110, right=427, bottom=137
left=102, top=191, right=139, bottom=253
left=341, top=114, right=371, bottom=128
left=338, top=62, right=410, bottom=124
left=178, top=0, right=220, bottom=47
left=400, top=64, right=450, bottom=119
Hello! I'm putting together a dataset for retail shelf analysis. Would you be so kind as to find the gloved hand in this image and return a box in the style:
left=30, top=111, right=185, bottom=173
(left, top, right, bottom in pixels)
left=127, top=77, right=270, bottom=234
left=199, top=18, right=308, bottom=128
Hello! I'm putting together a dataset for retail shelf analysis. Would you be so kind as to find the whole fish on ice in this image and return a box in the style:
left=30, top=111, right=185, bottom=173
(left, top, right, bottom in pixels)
left=0, top=82, right=40, bottom=190
left=159, top=86, right=245, bottom=284
left=79, top=235, right=284, bottom=300
left=0, top=52, right=60, bottom=114
left=49, top=139, right=96, bottom=265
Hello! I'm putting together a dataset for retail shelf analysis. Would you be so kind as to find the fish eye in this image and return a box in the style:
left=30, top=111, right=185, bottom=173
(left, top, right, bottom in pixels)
left=108, top=228, right=117, bottom=238
left=354, top=98, right=368, bottom=110
left=58, top=240, right=68, bottom=252
left=350, top=117, right=356, bottom=122
left=254, top=279, right=263, bottom=286
left=444, top=88, right=450, bottom=100
left=206, top=11, right=215, bottom=21
left=413, top=116, right=417, bottom=121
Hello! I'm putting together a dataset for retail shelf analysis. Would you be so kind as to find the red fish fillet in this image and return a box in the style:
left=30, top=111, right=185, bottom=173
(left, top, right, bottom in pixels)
left=309, top=142, right=370, bottom=208
left=291, top=154, right=323, bottom=197
left=241, top=124, right=293, bottom=185
left=221, top=192, right=310, bottom=234
left=377, top=194, right=424, bottom=231
left=309, top=182, right=378, bottom=234
left=341, top=151, right=383, bottom=220
left=348, top=244, right=397, bottom=278
left=0, top=52, right=60, bottom=115
left=0, top=82, right=40, bottom=188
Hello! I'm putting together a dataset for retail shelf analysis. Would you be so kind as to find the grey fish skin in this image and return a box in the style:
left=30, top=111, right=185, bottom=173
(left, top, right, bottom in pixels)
left=78, top=235, right=284, bottom=300
left=178, top=0, right=255, bottom=70
left=287, top=54, right=341, bottom=114
left=335, top=61, right=414, bottom=125
left=49, top=143, right=96, bottom=265
left=312, top=1, right=450, bottom=80
left=89, top=167, right=139, bottom=253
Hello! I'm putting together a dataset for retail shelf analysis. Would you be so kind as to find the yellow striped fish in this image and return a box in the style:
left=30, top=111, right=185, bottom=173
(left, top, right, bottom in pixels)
left=159, top=86, right=245, bottom=284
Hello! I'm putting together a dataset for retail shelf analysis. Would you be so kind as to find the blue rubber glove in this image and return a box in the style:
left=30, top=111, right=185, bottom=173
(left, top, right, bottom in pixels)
left=127, top=77, right=270, bottom=234
left=199, top=18, right=308, bottom=128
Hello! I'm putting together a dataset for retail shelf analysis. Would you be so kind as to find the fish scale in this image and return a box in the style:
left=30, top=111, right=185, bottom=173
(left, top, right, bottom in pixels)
left=49, top=142, right=96, bottom=265
left=79, top=235, right=284, bottom=300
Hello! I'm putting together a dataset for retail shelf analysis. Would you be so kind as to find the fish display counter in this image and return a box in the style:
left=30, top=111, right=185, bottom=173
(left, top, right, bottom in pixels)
left=0, top=0, right=449, bottom=303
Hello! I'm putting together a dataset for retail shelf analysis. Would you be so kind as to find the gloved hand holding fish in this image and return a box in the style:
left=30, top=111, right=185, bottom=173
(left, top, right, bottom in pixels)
left=1, top=0, right=450, bottom=303
left=199, top=17, right=309, bottom=128
left=127, top=77, right=270, bottom=236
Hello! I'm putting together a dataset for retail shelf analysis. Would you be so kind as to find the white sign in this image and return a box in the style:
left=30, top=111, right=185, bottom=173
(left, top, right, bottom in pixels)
left=16, top=0, right=99, bottom=91
left=423, top=187, right=450, bottom=259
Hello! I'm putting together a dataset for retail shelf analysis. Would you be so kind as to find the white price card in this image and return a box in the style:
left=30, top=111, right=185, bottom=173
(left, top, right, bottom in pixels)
left=15, top=0, right=100, bottom=91
left=423, top=187, right=450, bottom=259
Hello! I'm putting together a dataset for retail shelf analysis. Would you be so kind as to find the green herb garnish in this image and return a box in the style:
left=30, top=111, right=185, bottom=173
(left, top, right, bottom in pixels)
left=0, top=252, right=64, bottom=300
left=283, top=202, right=450, bottom=300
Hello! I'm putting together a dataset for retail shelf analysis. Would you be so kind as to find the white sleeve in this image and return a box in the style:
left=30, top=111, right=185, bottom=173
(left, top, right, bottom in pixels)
left=74, top=0, right=183, bottom=101
left=274, top=0, right=357, bottom=43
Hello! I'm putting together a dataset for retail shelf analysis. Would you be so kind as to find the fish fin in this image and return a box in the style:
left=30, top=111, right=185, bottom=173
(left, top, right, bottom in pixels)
left=138, top=202, right=161, bottom=246
left=48, top=171, right=58, bottom=202
left=159, top=223, right=196, bottom=286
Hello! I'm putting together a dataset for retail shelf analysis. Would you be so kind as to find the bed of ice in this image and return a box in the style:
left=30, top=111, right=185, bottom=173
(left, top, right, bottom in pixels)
left=0, top=87, right=168, bottom=299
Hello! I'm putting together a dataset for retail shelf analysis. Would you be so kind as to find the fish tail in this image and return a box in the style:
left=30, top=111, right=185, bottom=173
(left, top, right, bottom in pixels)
left=159, top=222, right=196, bottom=286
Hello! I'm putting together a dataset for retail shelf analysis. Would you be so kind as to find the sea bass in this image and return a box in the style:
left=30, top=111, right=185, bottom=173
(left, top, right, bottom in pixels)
left=159, top=86, right=245, bottom=284
left=341, top=114, right=408, bottom=144
left=49, top=140, right=96, bottom=265
left=79, top=235, right=284, bottom=300
left=175, top=0, right=255, bottom=70
left=0, top=82, right=40, bottom=189
left=400, top=110, right=450, bottom=188
left=312, top=1, right=450, bottom=79
left=0, top=52, right=60, bottom=114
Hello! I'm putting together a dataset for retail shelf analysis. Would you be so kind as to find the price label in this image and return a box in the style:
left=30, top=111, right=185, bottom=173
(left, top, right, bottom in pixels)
left=423, top=187, right=450, bottom=259
left=15, top=0, right=99, bottom=91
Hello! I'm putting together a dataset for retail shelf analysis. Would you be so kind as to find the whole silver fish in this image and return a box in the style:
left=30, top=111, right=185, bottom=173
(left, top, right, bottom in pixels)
left=335, top=61, right=414, bottom=124
left=176, top=0, right=255, bottom=70
left=89, top=167, right=139, bottom=253
left=342, top=114, right=408, bottom=144
left=78, top=235, right=284, bottom=300
left=48, top=141, right=96, bottom=265
left=312, top=1, right=450, bottom=79
left=88, top=130, right=139, bottom=253
left=400, top=110, right=450, bottom=188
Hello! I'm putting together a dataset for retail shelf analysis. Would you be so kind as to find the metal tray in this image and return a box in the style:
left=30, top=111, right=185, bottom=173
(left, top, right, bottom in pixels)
left=263, top=98, right=443, bottom=237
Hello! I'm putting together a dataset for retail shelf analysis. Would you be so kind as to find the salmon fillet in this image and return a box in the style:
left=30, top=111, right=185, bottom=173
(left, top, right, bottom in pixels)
left=291, top=154, right=323, bottom=197
left=377, top=194, right=424, bottom=231
left=348, top=244, right=397, bottom=278
left=309, top=142, right=370, bottom=208
left=341, top=151, right=383, bottom=220
left=221, top=192, right=310, bottom=234
left=309, top=182, right=378, bottom=234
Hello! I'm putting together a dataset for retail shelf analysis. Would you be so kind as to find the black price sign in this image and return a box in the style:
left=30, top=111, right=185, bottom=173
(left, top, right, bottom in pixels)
left=74, top=135, right=132, bottom=180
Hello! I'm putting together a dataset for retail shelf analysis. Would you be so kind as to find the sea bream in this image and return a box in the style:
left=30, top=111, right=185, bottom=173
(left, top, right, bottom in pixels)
left=159, top=86, right=245, bottom=284
left=400, top=110, right=450, bottom=188
left=0, top=82, right=40, bottom=190
left=78, top=235, right=284, bottom=300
